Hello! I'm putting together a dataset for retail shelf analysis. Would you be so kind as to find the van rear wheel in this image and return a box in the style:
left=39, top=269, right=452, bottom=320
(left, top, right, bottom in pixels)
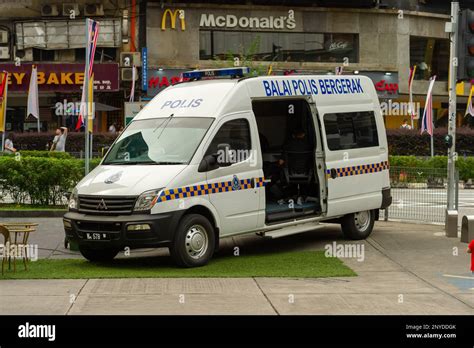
left=341, top=210, right=375, bottom=240
left=170, top=214, right=215, bottom=268
left=79, top=246, right=119, bottom=262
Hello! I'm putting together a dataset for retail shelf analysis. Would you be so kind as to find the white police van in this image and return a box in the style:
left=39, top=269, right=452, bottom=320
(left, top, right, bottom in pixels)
left=64, top=67, right=391, bottom=267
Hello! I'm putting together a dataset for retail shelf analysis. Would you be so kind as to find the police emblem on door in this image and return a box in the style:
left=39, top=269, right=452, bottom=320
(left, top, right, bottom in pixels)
left=231, top=175, right=241, bottom=191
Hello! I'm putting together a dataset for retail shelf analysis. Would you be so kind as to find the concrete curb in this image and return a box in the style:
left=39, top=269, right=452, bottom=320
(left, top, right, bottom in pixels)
left=0, top=210, right=66, bottom=218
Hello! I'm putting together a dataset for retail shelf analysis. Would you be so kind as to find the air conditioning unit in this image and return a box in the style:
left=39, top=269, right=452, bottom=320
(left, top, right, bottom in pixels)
left=0, top=47, right=10, bottom=60
left=14, top=47, right=33, bottom=62
left=84, top=3, right=104, bottom=16
left=41, top=4, right=59, bottom=16
left=120, top=52, right=141, bottom=67
left=62, top=3, right=80, bottom=17
left=0, top=30, right=8, bottom=44
left=121, top=68, right=138, bottom=81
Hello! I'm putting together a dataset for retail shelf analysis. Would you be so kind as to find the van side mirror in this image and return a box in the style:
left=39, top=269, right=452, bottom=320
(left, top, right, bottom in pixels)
left=198, top=154, right=218, bottom=172
left=198, top=143, right=233, bottom=172
left=216, top=143, right=232, bottom=167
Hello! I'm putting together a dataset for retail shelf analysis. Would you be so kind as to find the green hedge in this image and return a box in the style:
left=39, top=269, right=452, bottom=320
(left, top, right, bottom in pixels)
left=389, top=155, right=474, bottom=181
left=1, top=155, right=474, bottom=206
left=0, top=157, right=101, bottom=205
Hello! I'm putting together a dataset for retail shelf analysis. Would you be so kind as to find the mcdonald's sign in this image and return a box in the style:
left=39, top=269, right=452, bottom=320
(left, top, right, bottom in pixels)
left=161, top=9, right=186, bottom=31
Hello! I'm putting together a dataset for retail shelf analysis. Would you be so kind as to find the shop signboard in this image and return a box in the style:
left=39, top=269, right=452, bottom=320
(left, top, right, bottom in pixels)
left=146, top=68, right=189, bottom=97
left=362, top=72, right=399, bottom=99
left=0, top=63, right=119, bottom=93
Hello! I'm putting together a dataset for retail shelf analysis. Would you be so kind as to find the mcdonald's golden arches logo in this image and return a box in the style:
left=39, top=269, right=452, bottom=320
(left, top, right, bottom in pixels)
left=161, top=9, right=186, bottom=31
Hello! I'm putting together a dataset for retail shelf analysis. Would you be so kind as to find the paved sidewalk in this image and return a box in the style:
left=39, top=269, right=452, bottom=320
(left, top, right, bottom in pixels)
left=0, top=219, right=473, bottom=315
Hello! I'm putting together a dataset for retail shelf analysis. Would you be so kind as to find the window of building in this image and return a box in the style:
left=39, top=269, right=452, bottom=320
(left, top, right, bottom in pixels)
left=410, top=36, right=449, bottom=81
left=200, top=31, right=359, bottom=63
left=15, top=19, right=121, bottom=50
left=205, top=119, right=251, bottom=162
left=75, top=47, right=117, bottom=62
left=323, top=111, right=379, bottom=150
left=32, top=48, right=55, bottom=61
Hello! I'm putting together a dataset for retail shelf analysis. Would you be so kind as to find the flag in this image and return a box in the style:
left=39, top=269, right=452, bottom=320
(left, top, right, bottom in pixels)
left=76, top=19, right=99, bottom=131
left=465, top=86, right=474, bottom=117
left=0, top=71, right=8, bottom=133
left=408, top=65, right=417, bottom=120
left=129, top=65, right=136, bottom=102
left=420, top=75, right=436, bottom=136
left=335, top=66, right=343, bottom=75
left=267, top=64, right=273, bottom=76
left=27, top=65, right=39, bottom=120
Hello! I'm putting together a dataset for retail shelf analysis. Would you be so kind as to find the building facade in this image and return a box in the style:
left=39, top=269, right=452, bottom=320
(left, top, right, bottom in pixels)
left=0, top=0, right=140, bottom=133
left=0, top=0, right=470, bottom=132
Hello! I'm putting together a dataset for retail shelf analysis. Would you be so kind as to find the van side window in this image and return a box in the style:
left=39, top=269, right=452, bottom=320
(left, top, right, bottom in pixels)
left=323, top=111, right=379, bottom=151
left=205, top=119, right=252, bottom=162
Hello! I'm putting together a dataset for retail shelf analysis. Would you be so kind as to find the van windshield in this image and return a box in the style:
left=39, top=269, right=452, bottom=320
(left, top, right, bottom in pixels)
left=103, top=117, right=214, bottom=165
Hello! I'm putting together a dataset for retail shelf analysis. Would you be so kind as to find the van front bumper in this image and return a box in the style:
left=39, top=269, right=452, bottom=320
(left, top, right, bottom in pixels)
left=63, top=211, right=184, bottom=250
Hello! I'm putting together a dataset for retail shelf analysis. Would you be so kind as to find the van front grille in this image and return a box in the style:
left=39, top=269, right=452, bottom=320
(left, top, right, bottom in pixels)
left=78, top=195, right=137, bottom=215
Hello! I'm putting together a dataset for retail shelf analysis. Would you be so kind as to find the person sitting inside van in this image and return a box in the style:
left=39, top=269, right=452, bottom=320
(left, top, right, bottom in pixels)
left=264, top=129, right=313, bottom=204
left=283, top=129, right=312, bottom=153
left=281, top=129, right=314, bottom=205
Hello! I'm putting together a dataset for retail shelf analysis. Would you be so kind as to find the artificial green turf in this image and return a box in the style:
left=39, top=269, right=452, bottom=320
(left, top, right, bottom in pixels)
left=0, top=251, right=356, bottom=279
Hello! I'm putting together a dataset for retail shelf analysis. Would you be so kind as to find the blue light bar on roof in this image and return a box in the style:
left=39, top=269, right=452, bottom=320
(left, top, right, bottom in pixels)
left=182, top=67, right=250, bottom=80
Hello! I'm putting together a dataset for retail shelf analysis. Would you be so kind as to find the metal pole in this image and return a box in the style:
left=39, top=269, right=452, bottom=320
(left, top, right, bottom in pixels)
left=447, top=1, right=459, bottom=211
left=1, top=131, right=4, bottom=153
left=455, top=170, right=459, bottom=210
left=430, top=112, right=434, bottom=157
left=84, top=18, right=90, bottom=175
left=430, top=136, right=434, bottom=157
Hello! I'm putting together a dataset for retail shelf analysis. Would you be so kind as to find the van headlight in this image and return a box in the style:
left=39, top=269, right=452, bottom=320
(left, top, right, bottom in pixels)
left=68, top=188, right=78, bottom=211
left=134, top=188, right=164, bottom=212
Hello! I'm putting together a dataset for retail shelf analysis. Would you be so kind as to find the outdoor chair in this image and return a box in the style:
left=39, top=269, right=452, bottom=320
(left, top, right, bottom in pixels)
left=0, top=222, right=38, bottom=274
left=0, top=225, right=10, bottom=275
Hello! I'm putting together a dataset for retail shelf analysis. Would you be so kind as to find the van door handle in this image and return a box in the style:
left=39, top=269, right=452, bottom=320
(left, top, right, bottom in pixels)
left=250, top=178, right=255, bottom=188
left=330, top=168, right=337, bottom=179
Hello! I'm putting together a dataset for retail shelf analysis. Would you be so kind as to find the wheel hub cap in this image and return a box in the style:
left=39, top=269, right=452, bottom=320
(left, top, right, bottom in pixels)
left=185, top=225, right=208, bottom=259
left=354, top=211, right=370, bottom=231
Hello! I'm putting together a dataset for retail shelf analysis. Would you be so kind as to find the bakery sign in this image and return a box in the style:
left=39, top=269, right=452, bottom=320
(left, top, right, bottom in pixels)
left=0, top=63, right=119, bottom=92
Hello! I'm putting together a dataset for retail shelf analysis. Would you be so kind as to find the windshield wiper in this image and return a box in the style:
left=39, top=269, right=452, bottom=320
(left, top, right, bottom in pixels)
left=106, top=161, right=185, bottom=165
left=154, top=161, right=186, bottom=165
left=105, top=161, right=155, bottom=165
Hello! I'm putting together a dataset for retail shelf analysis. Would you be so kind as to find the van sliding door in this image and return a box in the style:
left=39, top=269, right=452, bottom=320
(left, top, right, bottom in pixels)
left=318, top=106, right=386, bottom=216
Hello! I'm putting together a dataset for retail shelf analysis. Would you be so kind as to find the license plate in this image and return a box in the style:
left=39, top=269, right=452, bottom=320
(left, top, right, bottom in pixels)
left=84, top=232, right=110, bottom=241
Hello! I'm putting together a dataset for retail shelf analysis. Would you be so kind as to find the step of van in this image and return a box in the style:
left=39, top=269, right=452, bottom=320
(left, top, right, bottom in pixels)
left=262, top=222, right=325, bottom=239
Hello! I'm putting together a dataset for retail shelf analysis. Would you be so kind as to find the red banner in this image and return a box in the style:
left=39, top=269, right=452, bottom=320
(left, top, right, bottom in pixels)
left=0, top=63, right=119, bottom=93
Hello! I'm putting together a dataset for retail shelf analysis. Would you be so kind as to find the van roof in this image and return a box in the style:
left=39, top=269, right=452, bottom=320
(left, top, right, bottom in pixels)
left=133, top=75, right=378, bottom=121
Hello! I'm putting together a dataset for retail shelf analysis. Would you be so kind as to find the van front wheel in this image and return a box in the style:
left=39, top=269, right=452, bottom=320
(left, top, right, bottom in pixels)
left=170, top=214, right=215, bottom=267
left=341, top=210, right=375, bottom=240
